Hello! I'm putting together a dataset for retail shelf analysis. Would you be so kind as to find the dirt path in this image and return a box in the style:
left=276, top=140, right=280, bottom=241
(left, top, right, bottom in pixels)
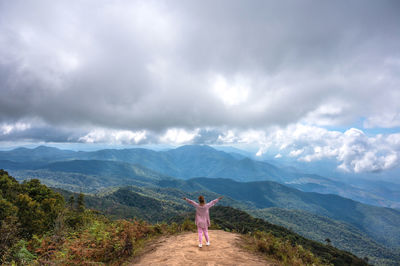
left=130, top=230, right=274, bottom=266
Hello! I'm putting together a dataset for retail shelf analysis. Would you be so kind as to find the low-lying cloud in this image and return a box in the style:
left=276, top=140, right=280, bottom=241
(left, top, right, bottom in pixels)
left=1, top=120, right=400, bottom=173
left=256, top=125, right=400, bottom=173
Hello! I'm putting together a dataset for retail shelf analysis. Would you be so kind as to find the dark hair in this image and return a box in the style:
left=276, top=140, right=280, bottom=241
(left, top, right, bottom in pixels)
left=198, top=195, right=205, bottom=205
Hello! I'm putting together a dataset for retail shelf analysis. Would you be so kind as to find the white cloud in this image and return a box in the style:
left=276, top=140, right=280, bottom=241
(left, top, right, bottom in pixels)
left=159, top=128, right=199, bottom=144
left=1, top=122, right=31, bottom=135
left=336, top=129, right=399, bottom=172
left=302, top=103, right=347, bottom=126
left=386, top=133, right=400, bottom=148
left=213, top=124, right=400, bottom=173
left=289, top=149, right=304, bottom=157
left=255, top=147, right=264, bottom=157
left=262, top=125, right=400, bottom=173
left=237, top=130, right=266, bottom=144
left=79, top=129, right=147, bottom=144
left=364, top=112, right=400, bottom=128
left=217, top=130, right=236, bottom=143
left=212, top=75, right=250, bottom=106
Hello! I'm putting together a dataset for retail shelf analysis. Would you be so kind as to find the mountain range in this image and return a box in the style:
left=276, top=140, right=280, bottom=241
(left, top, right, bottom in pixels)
left=1, top=145, right=400, bottom=264
left=1, top=145, right=399, bottom=209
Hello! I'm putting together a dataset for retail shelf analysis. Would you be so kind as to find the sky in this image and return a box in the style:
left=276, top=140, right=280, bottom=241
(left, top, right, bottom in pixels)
left=0, top=0, right=400, bottom=174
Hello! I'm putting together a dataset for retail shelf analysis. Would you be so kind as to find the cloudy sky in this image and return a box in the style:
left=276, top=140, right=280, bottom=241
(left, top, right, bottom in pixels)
left=1, top=0, right=399, bottom=173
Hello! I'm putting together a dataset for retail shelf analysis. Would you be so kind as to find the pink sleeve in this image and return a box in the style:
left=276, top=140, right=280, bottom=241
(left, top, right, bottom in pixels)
left=185, top=198, right=199, bottom=207
left=206, top=198, right=220, bottom=208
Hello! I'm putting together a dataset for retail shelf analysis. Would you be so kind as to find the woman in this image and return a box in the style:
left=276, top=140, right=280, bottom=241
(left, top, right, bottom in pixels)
left=183, top=195, right=223, bottom=247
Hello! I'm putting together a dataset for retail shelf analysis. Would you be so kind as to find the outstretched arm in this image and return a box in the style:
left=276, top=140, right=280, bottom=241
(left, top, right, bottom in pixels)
left=206, top=196, right=223, bottom=207
left=183, top=197, right=199, bottom=207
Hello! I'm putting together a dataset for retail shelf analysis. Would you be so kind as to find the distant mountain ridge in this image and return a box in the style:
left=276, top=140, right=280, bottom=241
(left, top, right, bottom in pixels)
left=1, top=145, right=398, bottom=208
left=0, top=145, right=309, bottom=182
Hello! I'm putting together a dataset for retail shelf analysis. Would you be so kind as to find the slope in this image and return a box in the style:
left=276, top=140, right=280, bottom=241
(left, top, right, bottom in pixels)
left=172, top=206, right=368, bottom=265
left=7, top=159, right=174, bottom=192
left=131, top=230, right=270, bottom=266
left=53, top=183, right=398, bottom=265
left=159, top=177, right=400, bottom=249
left=54, top=185, right=248, bottom=222
left=249, top=208, right=400, bottom=264
left=7, top=157, right=400, bottom=251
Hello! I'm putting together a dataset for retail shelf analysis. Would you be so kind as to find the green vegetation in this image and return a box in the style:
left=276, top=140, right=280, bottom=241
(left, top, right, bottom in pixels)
left=2, top=144, right=400, bottom=265
left=245, top=231, right=323, bottom=265
left=10, top=159, right=173, bottom=193
left=9, top=165, right=400, bottom=253
left=0, top=169, right=64, bottom=262
left=1, top=170, right=370, bottom=265
left=161, top=177, right=400, bottom=249
left=0, top=170, right=196, bottom=264
left=250, top=208, right=400, bottom=265
left=25, top=177, right=400, bottom=265
left=172, top=206, right=367, bottom=265
left=32, top=216, right=197, bottom=265
left=53, top=184, right=398, bottom=265
left=54, top=185, right=246, bottom=222
left=0, top=169, right=64, bottom=237
left=3, top=147, right=400, bottom=252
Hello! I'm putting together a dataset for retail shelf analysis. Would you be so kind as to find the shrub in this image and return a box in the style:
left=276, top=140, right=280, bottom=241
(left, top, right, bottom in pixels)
left=34, top=217, right=154, bottom=264
left=12, top=240, right=37, bottom=264
left=246, top=231, right=324, bottom=265
left=0, top=216, right=20, bottom=262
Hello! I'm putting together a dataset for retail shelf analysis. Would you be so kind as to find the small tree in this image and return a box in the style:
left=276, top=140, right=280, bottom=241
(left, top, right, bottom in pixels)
left=325, top=238, right=331, bottom=245
left=68, top=195, right=75, bottom=209
left=77, top=193, right=85, bottom=213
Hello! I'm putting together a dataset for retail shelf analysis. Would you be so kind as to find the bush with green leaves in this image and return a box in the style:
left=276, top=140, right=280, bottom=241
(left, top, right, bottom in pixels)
left=246, top=231, right=323, bottom=265
left=0, top=170, right=64, bottom=263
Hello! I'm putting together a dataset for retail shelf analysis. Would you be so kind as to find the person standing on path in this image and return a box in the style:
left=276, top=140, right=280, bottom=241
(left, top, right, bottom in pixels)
left=183, top=195, right=223, bottom=248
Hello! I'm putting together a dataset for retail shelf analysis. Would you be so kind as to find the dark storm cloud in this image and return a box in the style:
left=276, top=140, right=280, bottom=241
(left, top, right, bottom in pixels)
left=0, top=0, right=399, bottom=137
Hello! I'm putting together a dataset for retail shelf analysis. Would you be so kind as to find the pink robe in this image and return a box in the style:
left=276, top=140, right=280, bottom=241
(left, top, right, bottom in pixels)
left=185, top=198, right=220, bottom=228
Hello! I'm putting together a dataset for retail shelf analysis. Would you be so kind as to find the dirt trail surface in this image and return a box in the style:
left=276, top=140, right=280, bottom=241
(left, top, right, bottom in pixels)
left=130, top=230, right=273, bottom=266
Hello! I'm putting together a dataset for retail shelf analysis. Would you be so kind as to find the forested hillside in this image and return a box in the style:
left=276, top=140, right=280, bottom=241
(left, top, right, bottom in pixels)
left=57, top=184, right=399, bottom=265
left=172, top=206, right=367, bottom=265
left=4, top=158, right=400, bottom=264
left=0, top=170, right=369, bottom=265
left=2, top=145, right=400, bottom=264
left=249, top=208, right=400, bottom=264
left=160, top=177, right=400, bottom=249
